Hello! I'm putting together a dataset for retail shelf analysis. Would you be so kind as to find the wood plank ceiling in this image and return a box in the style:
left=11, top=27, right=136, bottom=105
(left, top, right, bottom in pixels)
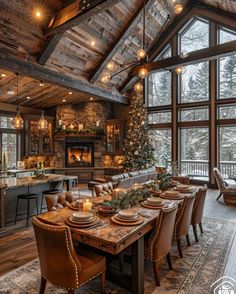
left=0, top=0, right=235, bottom=109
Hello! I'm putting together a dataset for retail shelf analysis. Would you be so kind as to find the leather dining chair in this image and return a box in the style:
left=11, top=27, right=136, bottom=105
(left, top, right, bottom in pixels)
left=173, top=192, right=196, bottom=258
left=191, top=185, right=207, bottom=242
left=44, top=192, right=79, bottom=211
left=144, top=204, right=178, bottom=286
left=32, top=216, right=106, bottom=294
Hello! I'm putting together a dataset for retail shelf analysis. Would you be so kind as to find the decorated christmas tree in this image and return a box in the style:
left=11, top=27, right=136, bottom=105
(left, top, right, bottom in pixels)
left=123, top=91, right=156, bottom=171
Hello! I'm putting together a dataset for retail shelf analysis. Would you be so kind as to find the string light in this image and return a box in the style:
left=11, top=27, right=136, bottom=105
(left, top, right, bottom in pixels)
left=137, top=49, right=147, bottom=60
left=106, top=62, right=115, bottom=71
left=101, top=72, right=111, bottom=84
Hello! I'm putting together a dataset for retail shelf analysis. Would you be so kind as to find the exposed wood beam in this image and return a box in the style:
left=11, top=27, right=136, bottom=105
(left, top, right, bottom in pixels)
left=0, top=102, right=41, bottom=115
left=38, top=0, right=121, bottom=65
left=135, top=39, right=236, bottom=74
left=47, top=0, right=121, bottom=36
left=89, top=0, right=156, bottom=84
left=0, top=51, right=129, bottom=105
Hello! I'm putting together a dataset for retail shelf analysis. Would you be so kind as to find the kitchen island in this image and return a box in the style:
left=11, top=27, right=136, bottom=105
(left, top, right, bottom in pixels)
left=0, top=174, right=78, bottom=229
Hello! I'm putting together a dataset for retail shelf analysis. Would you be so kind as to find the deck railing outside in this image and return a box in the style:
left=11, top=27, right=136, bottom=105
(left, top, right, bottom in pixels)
left=177, top=160, right=236, bottom=179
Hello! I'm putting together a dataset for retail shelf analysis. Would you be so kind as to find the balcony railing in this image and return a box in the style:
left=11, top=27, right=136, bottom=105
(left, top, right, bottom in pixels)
left=178, top=160, right=236, bottom=179
left=180, top=160, right=209, bottom=178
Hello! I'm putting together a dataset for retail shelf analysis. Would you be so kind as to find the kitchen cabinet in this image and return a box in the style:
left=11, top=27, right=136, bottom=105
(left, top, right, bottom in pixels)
left=106, top=119, right=125, bottom=155
left=25, top=116, right=54, bottom=156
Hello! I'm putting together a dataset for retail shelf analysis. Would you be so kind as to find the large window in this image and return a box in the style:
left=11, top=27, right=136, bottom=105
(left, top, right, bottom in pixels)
left=179, top=18, right=209, bottom=54
left=218, top=126, right=236, bottom=177
left=150, top=129, right=172, bottom=167
left=180, top=128, right=209, bottom=178
left=148, top=71, right=172, bottom=106
left=180, top=62, right=209, bottom=103
left=0, top=115, right=19, bottom=169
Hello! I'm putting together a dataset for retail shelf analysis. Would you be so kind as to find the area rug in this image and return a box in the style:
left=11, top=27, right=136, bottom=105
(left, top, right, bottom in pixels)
left=0, top=217, right=235, bottom=294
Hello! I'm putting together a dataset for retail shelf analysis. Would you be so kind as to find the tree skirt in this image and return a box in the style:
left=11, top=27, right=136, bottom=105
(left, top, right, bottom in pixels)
left=0, top=217, right=235, bottom=294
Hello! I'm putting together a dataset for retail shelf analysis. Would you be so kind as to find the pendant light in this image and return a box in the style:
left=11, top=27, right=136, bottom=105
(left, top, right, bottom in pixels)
left=37, top=81, right=48, bottom=131
left=12, top=73, right=24, bottom=130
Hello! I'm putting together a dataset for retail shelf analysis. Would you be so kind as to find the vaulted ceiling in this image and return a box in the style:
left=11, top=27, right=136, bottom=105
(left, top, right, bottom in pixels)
left=0, top=0, right=235, bottom=109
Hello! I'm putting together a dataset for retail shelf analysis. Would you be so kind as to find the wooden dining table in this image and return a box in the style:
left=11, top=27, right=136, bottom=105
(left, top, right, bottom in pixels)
left=38, top=196, right=185, bottom=294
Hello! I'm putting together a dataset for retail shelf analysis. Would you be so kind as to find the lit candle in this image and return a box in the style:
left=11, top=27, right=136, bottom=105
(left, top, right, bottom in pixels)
left=83, top=199, right=92, bottom=212
left=96, top=120, right=100, bottom=127
left=78, top=123, right=83, bottom=131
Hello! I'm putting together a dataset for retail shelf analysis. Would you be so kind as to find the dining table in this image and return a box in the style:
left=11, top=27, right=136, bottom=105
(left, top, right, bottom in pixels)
left=38, top=194, right=187, bottom=294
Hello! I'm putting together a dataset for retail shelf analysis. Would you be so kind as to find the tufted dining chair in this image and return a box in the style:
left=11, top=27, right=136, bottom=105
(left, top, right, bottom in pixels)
left=144, top=204, right=178, bottom=286
left=213, top=167, right=236, bottom=203
left=173, top=192, right=196, bottom=258
left=32, top=216, right=106, bottom=294
left=191, top=185, right=207, bottom=242
left=44, top=192, right=79, bottom=212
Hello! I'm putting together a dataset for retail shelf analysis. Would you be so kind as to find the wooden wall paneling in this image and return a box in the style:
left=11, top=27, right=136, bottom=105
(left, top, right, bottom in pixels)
left=89, top=0, right=156, bottom=84
left=38, top=0, right=122, bottom=65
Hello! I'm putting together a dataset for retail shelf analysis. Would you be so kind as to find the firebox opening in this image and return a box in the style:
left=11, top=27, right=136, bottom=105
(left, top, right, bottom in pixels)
left=65, top=143, right=94, bottom=167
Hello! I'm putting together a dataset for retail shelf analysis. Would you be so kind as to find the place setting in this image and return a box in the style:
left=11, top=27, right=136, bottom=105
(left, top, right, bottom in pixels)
left=111, top=209, right=144, bottom=226
left=174, top=185, right=194, bottom=193
left=160, top=190, right=185, bottom=200
left=65, top=211, right=100, bottom=228
left=141, top=197, right=169, bottom=209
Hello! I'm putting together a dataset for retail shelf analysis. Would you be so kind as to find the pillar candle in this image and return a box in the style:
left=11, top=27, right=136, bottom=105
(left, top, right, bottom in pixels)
left=78, top=124, right=83, bottom=131
left=83, top=199, right=92, bottom=212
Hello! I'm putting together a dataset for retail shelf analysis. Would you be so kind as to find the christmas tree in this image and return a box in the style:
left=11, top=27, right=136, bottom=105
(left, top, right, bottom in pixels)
left=123, top=91, right=156, bottom=171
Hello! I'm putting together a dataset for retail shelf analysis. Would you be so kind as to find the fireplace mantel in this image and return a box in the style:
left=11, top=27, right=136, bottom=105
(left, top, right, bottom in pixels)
left=54, top=133, right=103, bottom=141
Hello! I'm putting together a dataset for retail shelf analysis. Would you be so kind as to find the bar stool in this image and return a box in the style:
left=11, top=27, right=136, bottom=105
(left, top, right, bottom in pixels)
left=15, top=187, right=39, bottom=227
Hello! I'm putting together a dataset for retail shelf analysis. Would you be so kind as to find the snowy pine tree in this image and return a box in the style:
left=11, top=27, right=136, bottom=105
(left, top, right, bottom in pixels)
left=123, top=92, right=156, bottom=171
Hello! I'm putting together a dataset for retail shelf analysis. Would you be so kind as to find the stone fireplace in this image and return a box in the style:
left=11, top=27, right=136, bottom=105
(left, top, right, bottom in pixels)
left=65, top=142, right=94, bottom=167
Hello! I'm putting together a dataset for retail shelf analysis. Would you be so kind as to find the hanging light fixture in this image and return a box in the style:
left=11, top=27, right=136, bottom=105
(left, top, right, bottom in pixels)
left=174, top=4, right=183, bottom=14
left=37, top=82, right=48, bottom=131
left=134, top=82, right=143, bottom=93
left=12, top=73, right=24, bottom=130
left=100, top=0, right=171, bottom=90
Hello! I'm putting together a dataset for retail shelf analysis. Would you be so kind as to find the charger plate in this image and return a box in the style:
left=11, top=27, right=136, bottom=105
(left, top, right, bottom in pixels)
left=160, top=194, right=185, bottom=200
left=140, top=201, right=168, bottom=210
left=111, top=215, right=144, bottom=226
left=65, top=217, right=99, bottom=228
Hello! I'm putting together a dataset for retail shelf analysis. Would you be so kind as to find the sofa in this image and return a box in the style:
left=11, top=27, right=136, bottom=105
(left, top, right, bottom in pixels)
left=88, top=167, right=158, bottom=195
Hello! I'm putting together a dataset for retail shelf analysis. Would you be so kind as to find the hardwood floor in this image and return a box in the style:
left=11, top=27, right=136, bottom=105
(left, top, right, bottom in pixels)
left=0, top=188, right=236, bottom=278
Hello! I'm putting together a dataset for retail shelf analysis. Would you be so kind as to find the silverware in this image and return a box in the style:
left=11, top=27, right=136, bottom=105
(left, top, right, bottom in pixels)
left=85, top=221, right=107, bottom=230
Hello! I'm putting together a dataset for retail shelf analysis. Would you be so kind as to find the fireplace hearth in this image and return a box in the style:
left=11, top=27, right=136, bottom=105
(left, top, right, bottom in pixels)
left=65, top=142, right=94, bottom=167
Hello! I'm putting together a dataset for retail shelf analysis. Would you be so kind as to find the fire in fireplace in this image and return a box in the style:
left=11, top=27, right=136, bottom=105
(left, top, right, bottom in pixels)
left=65, top=142, right=94, bottom=167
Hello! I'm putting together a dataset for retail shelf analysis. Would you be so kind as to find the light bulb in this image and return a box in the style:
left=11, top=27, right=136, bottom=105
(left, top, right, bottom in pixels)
left=106, top=61, right=115, bottom=71
left=174, top=4, right=183, bottom=14
left=137, top=49, right=146, bottom=60
left=38, top=111, right=48, bottom=131
left=138, top=67, right=149, bottom=79
left=175, top=66, right=185, bottom=74
left=101, top=72, right=111, bottom=84
left=134, top=82, right=143, bottom=93
left=12, top=108, right=24, bottom=129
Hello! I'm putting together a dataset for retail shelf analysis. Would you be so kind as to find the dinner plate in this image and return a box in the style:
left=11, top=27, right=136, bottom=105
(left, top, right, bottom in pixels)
left=70, top=216, right=96, bottom=224
left=146, top=197, right=163, bottom=206
left=65, top=217, right=99, bottom=228
left=117, top=209, right=138, bottom=220
left=69, top=216, right=96, bottom=224
left=72, top=211, right=93, bottom=221
left=111, top=215, right=144, bottom=226
left=115, top=214, right=139, bottom=222
left=141, top=201, right=168, bottom=209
